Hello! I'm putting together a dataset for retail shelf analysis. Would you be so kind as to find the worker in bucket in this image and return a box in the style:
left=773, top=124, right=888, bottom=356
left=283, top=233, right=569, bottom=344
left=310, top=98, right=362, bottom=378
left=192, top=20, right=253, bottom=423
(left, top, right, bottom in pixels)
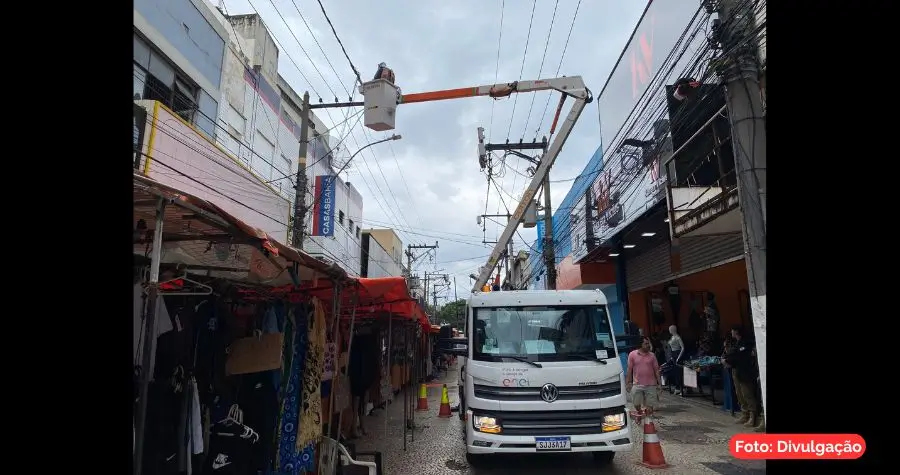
left=373, top=62, right=395, bottom=84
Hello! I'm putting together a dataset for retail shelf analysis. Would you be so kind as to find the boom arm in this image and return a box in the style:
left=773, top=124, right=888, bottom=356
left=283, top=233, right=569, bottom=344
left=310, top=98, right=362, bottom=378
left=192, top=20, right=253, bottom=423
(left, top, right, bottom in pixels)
left=457, top=78, right=591, bottom=291
left=394, top=76, right=592, bottom=292
left=399, top=77, right=589, bottom=105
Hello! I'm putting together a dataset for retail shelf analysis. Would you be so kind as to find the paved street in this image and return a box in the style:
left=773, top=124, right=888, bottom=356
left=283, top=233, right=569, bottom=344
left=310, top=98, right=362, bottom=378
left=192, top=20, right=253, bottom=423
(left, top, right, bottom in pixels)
left=350, top=366, right=766, bottom=474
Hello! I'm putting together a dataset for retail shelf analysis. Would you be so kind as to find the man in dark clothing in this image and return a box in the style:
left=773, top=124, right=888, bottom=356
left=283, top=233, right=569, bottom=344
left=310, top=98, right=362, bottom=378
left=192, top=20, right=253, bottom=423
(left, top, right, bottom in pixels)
left=723, top=325, right=759, bottom=428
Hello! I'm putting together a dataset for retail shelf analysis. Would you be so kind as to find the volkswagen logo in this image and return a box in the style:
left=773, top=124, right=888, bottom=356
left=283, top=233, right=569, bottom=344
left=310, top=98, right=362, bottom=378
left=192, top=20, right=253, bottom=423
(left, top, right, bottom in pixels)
left=540, top=383, right=559, bottom=403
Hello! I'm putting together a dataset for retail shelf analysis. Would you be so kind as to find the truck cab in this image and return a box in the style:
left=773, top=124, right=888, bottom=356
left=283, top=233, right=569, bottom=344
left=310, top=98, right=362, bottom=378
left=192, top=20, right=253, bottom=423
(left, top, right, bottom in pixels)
left=449, top=289, right=632, bottom=467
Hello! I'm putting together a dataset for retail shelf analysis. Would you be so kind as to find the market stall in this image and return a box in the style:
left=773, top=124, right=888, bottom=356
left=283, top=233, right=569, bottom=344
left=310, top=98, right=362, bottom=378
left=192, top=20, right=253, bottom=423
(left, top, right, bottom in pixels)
left=299, top=277, right=430, bottom=452
left=678, top=355, right=725, bottom=406
left=132, top=175, right=349, bottom=475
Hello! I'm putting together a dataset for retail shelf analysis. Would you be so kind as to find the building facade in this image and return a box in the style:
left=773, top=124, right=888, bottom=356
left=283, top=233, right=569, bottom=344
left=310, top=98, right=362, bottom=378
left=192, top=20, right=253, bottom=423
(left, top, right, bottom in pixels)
left=134, top=0, right=368, bottom=277
left=360, top=230, right=405, bottom=278
left=213, top=10, right=364, bottom=276
left=134, top=0, right=293, bottom=243
left=527, top=0, right=762, bottom=355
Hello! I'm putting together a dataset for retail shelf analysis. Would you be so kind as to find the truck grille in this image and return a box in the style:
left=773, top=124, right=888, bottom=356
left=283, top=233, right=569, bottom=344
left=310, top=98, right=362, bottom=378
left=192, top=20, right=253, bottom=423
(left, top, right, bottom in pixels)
left=474, top=382, right=621, bottom=402
left=475, top=408, right=626, bottom=436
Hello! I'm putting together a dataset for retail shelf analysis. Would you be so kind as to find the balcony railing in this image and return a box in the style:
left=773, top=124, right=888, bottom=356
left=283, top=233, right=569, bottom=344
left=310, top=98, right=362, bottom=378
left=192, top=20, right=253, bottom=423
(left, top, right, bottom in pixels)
left=664, top=104, right=742, bottom=238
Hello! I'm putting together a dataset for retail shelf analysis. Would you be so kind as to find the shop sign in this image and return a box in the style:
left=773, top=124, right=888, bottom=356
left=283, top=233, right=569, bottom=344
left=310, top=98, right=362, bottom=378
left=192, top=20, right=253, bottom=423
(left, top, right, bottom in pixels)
left=571, top=0, right=707, bottom=253
left=312, top=175, right=336, bottom=237
left=596, top=0, right=700, bottom=153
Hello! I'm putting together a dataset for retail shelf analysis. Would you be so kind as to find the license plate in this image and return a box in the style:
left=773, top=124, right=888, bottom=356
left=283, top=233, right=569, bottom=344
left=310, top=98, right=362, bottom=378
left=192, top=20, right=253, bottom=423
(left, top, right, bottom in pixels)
left=535, top=436, right=571, bottom=451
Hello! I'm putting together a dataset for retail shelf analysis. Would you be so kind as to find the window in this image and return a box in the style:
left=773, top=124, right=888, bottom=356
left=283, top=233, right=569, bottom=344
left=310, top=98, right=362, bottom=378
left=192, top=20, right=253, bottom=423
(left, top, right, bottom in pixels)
left=338, top=210, right=345, bottom=225
left=348, top=219, right=354, bottom=232
left=133, top=33, right=200, bottom=124
left=195, top=89, right=218, bottom=140
left=473, top=305, right=615, bottom=363
left=356, top=226, right=361, bottom=238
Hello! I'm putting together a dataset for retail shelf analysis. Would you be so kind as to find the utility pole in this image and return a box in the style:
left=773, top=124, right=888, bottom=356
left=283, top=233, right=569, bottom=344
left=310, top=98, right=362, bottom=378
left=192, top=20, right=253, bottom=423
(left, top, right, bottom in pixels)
left=718, top=0, right=767, bottom=423
left=405, top=242, right=438, bottom=275
left=539, top=140, right=557, bottom=290
left=291, top=91, right=311, bottom=249
left=477, top=136, right=550, bottom=289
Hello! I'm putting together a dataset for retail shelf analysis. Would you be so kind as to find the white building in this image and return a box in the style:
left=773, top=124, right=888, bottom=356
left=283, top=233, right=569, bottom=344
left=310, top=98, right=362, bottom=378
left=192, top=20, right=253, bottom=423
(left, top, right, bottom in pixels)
left=134, top=0, right=294, bottom=242
left=360, top=229, right=404, bottom=278
left=211, top=8, right=364, bottom=276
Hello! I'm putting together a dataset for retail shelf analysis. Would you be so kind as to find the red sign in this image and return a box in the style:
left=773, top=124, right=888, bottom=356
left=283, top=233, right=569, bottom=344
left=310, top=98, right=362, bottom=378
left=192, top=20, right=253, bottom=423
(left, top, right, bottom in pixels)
left=629, top=15, right=655, bottom=100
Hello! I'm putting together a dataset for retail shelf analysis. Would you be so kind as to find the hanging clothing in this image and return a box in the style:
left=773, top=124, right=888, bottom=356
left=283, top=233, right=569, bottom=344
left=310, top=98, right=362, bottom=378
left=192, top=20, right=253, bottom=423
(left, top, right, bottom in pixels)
left=275, top=304, right=309, bottom=474
left=297, top=298, right=327, bottom=471
left=238, top=372, right=278, bottom=472
left=134, top=283, right=174, bottom=381
left=195, top=299, right=227, bottom=406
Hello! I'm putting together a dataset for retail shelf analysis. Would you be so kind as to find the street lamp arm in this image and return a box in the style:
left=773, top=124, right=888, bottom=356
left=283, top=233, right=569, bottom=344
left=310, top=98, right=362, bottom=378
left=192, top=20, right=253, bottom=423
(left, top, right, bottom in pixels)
left=334, top=134, right=401, bottom=177
left=302, top=134, right=403, bottom=233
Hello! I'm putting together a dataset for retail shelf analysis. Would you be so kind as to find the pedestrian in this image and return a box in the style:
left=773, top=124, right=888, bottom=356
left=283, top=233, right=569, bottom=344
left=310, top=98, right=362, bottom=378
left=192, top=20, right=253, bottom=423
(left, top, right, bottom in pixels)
left=752, top=347, right=765, bottom=433
left=626, top=336, right=661, bottom=414
left=723, top=325, right=760, bottom=428
left=667, top=325, right=686, bottom=395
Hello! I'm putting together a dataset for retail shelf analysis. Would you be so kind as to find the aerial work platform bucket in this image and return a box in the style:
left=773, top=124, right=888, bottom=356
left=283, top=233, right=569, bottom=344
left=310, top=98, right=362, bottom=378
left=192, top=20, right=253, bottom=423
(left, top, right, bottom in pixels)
left=359, top=79, right=399, bottom=131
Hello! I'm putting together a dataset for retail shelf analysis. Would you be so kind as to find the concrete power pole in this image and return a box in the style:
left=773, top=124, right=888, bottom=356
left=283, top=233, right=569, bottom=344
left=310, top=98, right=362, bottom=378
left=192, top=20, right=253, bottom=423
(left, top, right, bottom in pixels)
left=291, top=91, right=311, bottom=249
left=540, top=141, right=557, bottom=290
left=719, top=0, right=767, bottom=422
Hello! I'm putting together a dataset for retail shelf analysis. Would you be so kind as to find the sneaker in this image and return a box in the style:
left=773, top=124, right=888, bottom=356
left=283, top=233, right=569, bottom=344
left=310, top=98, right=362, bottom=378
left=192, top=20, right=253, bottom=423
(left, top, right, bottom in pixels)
left=744, top=418, right=757, bottom=428
left=735, top=414, right=750, bottom=424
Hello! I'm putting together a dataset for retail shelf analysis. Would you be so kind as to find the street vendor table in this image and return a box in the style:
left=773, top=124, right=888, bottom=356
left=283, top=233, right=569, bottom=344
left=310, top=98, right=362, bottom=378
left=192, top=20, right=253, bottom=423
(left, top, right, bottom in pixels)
left=679, top=357, right=724, bottom=406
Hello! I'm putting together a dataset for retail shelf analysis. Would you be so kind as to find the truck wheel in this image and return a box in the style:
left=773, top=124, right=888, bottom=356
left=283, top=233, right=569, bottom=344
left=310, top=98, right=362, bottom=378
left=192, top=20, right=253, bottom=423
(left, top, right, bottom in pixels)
left=466, top=452, right=488, bottom=468
left=592, top=452, right=615, bottom=465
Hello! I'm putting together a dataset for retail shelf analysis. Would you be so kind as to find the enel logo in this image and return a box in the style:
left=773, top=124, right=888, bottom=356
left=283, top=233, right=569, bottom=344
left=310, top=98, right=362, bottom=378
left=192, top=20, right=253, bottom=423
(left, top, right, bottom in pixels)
left=502, top=378, right=530, bottom=387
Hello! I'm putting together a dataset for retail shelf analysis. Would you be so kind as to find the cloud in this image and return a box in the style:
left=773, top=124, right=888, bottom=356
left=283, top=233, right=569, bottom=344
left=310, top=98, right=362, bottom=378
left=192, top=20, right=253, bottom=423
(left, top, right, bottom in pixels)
left=227, top=0, right=646, bottom=298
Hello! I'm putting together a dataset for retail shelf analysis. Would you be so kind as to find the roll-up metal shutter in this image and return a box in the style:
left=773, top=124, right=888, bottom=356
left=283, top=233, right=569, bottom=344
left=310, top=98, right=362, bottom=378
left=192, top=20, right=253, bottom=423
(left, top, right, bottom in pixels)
left=678, top=233, right=745, bottom=275
left=625, top=242, right=673, bottom=291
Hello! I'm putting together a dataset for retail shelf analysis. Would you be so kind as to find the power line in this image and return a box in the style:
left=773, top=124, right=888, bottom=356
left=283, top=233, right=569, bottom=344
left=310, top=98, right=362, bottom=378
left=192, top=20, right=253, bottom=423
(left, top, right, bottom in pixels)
left=486, top=0, right=506, bottom=145
left=535, top=0, right=583, bottom=137
left=287, top=0, right=353, bottom=98
left=521, top=0, right=560, bottom=140
left=314, top=0, right=363, bottom=86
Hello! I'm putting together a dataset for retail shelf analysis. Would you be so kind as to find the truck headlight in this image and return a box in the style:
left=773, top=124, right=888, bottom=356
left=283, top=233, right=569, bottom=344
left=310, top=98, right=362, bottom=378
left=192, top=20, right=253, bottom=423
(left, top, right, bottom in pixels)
left=602, top=413, right=626, bottom=432
left=472, top=415, right=502, bottom=434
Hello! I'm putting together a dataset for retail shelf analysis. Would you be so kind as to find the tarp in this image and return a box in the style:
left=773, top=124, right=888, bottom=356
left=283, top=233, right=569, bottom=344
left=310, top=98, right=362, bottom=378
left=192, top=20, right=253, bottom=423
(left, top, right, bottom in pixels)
left=133, top=174, right=348, bottom=286
left=310, top=277, right=430, bottom=329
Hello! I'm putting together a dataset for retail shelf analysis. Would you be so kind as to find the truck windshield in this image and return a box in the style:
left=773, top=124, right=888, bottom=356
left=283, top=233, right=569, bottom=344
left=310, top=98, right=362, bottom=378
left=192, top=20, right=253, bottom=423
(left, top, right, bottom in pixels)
left=472, top=306, right=616, bottom=363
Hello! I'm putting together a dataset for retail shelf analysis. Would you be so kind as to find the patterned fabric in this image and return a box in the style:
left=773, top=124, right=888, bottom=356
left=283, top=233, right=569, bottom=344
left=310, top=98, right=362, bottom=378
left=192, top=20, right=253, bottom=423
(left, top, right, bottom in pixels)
left=274, top=304, right=308, bottom=474
left=297, top=298, right=327, bottom=472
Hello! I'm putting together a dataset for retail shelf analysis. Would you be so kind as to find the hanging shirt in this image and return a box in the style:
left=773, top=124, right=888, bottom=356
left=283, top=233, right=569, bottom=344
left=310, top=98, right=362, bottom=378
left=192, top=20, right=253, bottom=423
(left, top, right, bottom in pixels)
left=133, top=283, right=174, bottom=380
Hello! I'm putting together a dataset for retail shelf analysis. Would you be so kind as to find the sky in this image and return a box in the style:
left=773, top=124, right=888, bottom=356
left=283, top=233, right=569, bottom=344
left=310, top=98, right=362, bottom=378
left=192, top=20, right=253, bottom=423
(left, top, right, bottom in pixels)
left=223, top=0, right=647, bottom=303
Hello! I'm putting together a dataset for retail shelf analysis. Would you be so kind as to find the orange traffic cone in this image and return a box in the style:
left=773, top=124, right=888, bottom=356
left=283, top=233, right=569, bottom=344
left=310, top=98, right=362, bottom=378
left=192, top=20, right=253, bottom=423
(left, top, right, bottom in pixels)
left=638, top=409, right=669, bottom=469
left=416, top=383, right=429, bottom=411
left=437, top=384, right=452, bottom=418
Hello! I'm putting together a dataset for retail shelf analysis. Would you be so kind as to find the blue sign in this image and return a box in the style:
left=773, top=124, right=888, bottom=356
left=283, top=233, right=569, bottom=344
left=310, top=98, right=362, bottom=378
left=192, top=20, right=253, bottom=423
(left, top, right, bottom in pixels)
left=312, top=175, right=336, bottom=237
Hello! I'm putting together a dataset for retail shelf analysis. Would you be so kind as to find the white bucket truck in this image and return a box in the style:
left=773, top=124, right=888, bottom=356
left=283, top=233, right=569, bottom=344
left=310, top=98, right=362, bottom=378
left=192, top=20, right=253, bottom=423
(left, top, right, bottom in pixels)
left=446, top=289, right=632, bottom=467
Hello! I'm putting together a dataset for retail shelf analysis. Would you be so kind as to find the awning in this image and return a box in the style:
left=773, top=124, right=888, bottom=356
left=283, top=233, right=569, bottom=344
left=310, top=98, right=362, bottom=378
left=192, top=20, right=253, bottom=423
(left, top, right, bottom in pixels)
left=133, top=174, right=348, bottom=286
left=309, top=277, right=428, bottom=324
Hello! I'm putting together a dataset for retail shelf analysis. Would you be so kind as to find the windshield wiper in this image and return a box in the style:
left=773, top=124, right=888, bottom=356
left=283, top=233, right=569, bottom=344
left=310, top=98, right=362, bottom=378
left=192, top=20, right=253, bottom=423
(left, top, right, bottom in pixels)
left=500, top=356, right=543, bottom=368
left=568, top=354, right=608, bottom=365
